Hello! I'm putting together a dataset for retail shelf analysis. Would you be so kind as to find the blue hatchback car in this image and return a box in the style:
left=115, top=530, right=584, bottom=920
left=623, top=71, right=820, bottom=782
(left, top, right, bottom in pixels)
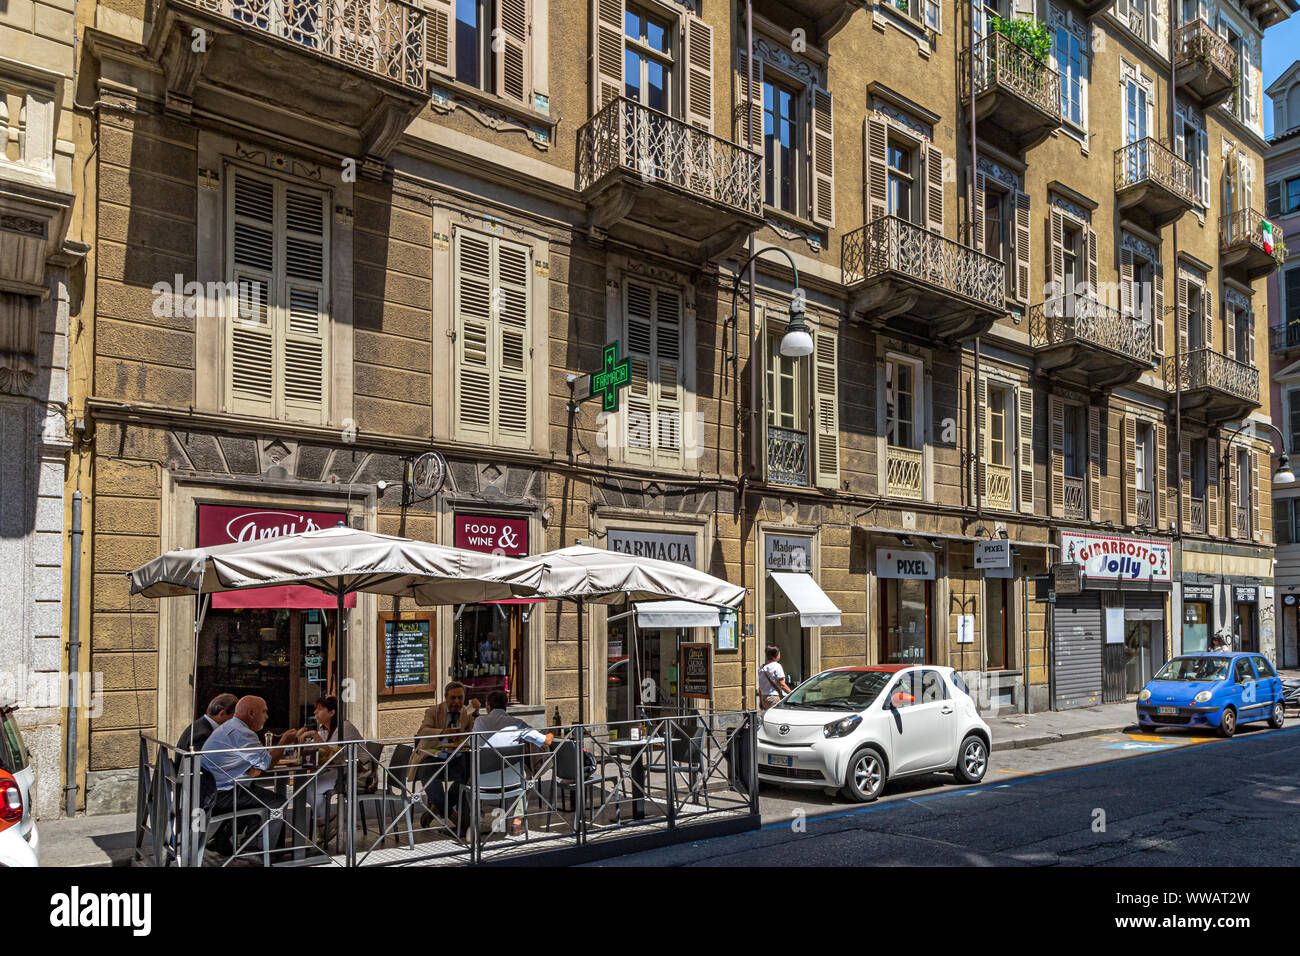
left=1136, top=653, right=1285, bottom=737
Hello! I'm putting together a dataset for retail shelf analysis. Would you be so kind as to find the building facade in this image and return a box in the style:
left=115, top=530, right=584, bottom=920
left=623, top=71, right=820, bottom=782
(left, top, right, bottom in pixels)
left=54, top=0, right=1290, bottom=813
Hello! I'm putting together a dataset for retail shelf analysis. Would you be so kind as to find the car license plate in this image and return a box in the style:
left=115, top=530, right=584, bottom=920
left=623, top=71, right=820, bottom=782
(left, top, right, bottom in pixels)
left=766, top=754, right=793, bottom=767
left=1157, top=706, right=1177, bottom=715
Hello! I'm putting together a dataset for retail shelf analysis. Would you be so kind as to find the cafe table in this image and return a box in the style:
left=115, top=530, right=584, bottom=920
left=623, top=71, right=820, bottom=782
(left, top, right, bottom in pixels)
left=262, top=758, right=321, bottom=865
left=602, top=737, right=664, bottom=821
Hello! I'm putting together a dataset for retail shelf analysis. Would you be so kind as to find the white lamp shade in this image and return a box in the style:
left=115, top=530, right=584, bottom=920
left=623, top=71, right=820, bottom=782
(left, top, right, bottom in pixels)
left=780, top=328, right=815, bottom=357
left=1273, top=468, right=1296, bottom=485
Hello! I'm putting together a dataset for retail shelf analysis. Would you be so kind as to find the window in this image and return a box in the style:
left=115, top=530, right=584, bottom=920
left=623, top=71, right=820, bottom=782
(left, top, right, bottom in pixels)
left=624, top=5, right=673, bottom=112
left=1236, top=449, right=1250, bottom=510
left=887, top=139, right=916, bottom=222
left=767, top=331, right=804, bottom=432
left=888, top=0, right=940, bottom=30
left=225, top=169, right=329, bottom=424
left=1063, top=405, right=1085, bottom=479
left=439, top=0, right=528, bottom=100
left=1289, top=388, right=1300, bottom=460
left=885, top=357, right=918, bottom=449
left=1267, top=176, right=1300, bottom=216
left=1289, top=269, right=1300, bottom=329
left=1190, top=438, right=1207, bottom=498
left=1275, top=498, right=1292, bottom=545
left=1125, top=74, right=1151, bottom=147
left=453, top=229, right=531, bottom=447
left=456, top=0, right=491, bottom=88
left=1055, top=27, right=1085, bottom=127
left=623, top=280, right=684, bottom=466
left=1220, top=20, right=1248, bottom=122
left=1061, top=220, right=1085, bottom=293
left=1176, top=103, right=1210, bottom=206
left=763, top=78, right=800, bottom=213
left=986, top=578, right=1009, bottom=670
left=983, top=189, right=1006, bottom=265
left=1135, top=422, right=1152, bottom=492
left=1132, top=254, right=1152, bottom=323
left=988, top=386, right=1008, bottom=467
left=1232, top=302, right=1251, bottom=363
left=1187, top=283, right=1205, bottom=349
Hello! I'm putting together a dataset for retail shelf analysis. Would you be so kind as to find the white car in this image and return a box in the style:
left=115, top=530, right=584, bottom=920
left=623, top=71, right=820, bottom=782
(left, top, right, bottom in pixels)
left=0, top=700, right=38, bottom=866
left=758, top=665, right=992, bottom=802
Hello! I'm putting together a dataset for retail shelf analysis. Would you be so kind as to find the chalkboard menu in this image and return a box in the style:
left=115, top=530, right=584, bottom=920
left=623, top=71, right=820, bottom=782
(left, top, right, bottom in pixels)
left=379, top=612, right=435, bottom=695
left=680, top=642, right=712, bottom=700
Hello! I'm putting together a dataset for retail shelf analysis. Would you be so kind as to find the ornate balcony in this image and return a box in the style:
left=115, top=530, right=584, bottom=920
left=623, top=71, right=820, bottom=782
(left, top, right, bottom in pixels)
left=1029, top=291, right=1154, bottom=389
left=1188, top=496, right=1206, bottom=534
left=961, top=33, right=1061, bottom=152
left=1164, top=347, right=1260, bottom=424
left=146, top=0, right=427, bottom=169
left=767, top=426, right=809, bottom=486
left=1175, top=20, right=1237, bottom=109
left=1236, top=505, right=1250, bottom=539
left=1063, top=476, right=1086, bottom=522
left=1219, top=208, right=1281, bottom=282
left=1270, top=324, right=1300, bottom=355
left=985, top=463, right=1014, bottom=511
left=886, top=445, right=924, bottom=500
left=576, top=97, right=763, bottom=262
left=1135, top=489, right=1154, bottom=527
left=842, top=216, right=1005, bottom=340
left=1114, top=138, right=1196, bottom=228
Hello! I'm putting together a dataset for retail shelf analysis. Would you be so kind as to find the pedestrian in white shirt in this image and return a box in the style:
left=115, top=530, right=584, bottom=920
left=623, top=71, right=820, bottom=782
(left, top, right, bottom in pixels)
left=758, top=645, right=793, bottom=710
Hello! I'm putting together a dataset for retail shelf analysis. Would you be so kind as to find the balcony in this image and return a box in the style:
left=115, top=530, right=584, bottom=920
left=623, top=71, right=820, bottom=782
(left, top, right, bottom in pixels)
left=146, top=0, right=427, bottom=169
left=886, top=445, right=924, bottom=500
left=1236, top=505, right=1250, bottom=539
left=1270, top=324, right=1300, bottom=355
left=1029, top=291, right=1154, bottom=389
left=767, top=426, right=809, bottom=486
left=1135, top=489, right=1154, bottom=528
left=961, top=33, right=1061, bottom=152
left=1188, top=496, right=1206, bottom=535
left=984, top=463, right=1014, bottom=511
left=576, top=97, right=763, bottom=262
left=1114, top=139, right=1196, bottom=228
left=1219, top=208, right=1281, bottom=282
left=1164, top=347, right=1260, bottom=424
left=1063, top=476, right=1086, bottom=522
left=842, top=216, right=1005, bottom=340
left=1175, top=20, right=1237, bottom=109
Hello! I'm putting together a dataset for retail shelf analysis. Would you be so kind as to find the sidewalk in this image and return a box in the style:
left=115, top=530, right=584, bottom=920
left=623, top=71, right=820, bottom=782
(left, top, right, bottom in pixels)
left=984, top=700, right=1137, bottom=752
left=36, top=811, right=136, bottom=867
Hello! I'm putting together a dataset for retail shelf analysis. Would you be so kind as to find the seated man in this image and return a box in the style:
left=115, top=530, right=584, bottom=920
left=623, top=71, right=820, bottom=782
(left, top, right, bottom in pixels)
left=178, top=693, right=238, bottom=753
left=201, top=695, right=299, bottom=856
left=471, top=690, right=555, bottom=750
left=408, top=682, right=481, bottom=820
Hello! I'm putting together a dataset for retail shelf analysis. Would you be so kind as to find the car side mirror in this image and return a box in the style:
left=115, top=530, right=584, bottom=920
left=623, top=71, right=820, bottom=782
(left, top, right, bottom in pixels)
left=891, top=692, right=914, bottom=708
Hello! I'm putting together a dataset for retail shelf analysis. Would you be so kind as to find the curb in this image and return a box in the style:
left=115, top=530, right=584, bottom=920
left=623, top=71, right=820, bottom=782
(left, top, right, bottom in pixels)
left=990, top=723, right=1137, bottom=752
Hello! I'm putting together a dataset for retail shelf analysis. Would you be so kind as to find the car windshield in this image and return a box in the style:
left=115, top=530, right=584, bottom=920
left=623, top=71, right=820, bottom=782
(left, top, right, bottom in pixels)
left=1154, top=657, right=1231, bottom=682
left=782, top=670, right=892, bottom=710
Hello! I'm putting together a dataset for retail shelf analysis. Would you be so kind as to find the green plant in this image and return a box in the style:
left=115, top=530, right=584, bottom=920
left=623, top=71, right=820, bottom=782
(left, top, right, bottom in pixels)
left=989, top=15, right=1052, bottom=65
left=1273, top=233, right=1288, bottom=269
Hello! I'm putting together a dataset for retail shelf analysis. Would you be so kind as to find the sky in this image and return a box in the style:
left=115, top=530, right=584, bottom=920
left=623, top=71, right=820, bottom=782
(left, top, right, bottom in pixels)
left=1263, top=15, right=1300, bottom=138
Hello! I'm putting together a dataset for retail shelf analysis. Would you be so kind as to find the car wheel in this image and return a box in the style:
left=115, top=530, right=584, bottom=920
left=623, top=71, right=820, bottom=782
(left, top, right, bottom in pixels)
left=1270, top=700, right=1286, bottom=730
left=841, top=746, right=887, bottom=803
left=1219, top=706, right=1237, bottom=738
left=953, top=735, right=989, bottom=784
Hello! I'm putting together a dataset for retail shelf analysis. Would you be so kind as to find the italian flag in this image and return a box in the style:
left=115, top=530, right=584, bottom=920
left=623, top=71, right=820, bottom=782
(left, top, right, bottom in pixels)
left=1263, top=219, right=1275, bottom=255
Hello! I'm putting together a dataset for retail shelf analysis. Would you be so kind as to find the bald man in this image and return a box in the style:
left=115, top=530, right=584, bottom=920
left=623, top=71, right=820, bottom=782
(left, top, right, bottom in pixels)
left=201, top=695, right=299, bottom=857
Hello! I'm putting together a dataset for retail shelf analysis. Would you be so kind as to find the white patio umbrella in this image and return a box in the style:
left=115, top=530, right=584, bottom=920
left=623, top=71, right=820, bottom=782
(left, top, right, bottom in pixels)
left=511, top=545, right=745, bottom=722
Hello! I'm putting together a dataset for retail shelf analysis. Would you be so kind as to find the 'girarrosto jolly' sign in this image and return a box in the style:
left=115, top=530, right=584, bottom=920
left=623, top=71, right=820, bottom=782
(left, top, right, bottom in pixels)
left=1059, top=531, right=1171, bottom=583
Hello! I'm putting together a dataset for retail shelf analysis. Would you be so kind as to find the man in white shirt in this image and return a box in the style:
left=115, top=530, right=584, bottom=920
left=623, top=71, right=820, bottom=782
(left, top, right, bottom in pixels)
left=758, top=645, right=793, bottom=710
left=471, top=691, right=554, bottom=749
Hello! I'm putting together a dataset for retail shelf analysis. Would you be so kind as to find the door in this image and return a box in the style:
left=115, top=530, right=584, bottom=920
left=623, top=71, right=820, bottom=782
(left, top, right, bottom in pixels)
left=880, top=577, right=932, bottom=664
left=1124, top=619, right=1155, bottom=694
left=1251, top=655, right=1282, bottom=713
left=1125, top=79, right=1150, bottom=176
left=1053, top=594, right=1103, bottom=709
left=1231, top=655, right=1264, bottom=720
left=887, top=669, right=957, bottom=773
left=1182, top=600, right=1210, bottom=653
left=1234, top=602, right=1258, bottom=652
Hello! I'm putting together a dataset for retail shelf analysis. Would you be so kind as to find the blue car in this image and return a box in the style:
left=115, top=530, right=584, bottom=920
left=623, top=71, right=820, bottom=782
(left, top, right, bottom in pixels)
left=1136, top=652, right=1285, bottom=737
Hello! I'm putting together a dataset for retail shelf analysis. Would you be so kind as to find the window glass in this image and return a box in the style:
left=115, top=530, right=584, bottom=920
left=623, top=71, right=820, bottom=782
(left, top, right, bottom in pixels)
left=1056, top=28, right=1083, bottom=126
left=763, top=80, right=799, bottom=213
left=0, top=712, right=28, bottom=773
left=1135, top=422, right=1151, bottom=491
left=1288, top=177, right=1300, bottom=214
left=624, top=6, right=673, bottom=112
left=1156, top=655, right=1228, bottom=680
left=890, top=672, right=919, bottom=708
left=887, top=141, right=914, bottom=222
left=983, top=189, right=1004, bottom=262
left=988, top=387, right=1006, bottom=466
left=783, top=670, right=892, bottom=709
left=918, top=669, right=948, bottom=703
left=886, top=360, right=916, bottom=448
left=1233, top=657, right=1253, bottom=683
left=1253, top=657, right=1277, bottom=679
left=455, top=0, right=484, bottom=88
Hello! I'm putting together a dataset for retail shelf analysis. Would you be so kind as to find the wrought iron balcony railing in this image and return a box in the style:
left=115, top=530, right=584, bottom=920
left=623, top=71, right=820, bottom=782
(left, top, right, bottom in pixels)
left=842, top=216, right=1004, bottom=309
left=1175, top=19, right=1236, bottom=83
left=1164, top=347, right=1260, bottom=405
left=962, top=32, right=1061, bottom=120
left=887, top=444, right=924, bottom=500
left=1220, top=207, right=1274, bottom=254
left=1136, top=489, right=1154, bottom=527
left=177, top=0, right=428, bottom=89
left=1064, top=475, right=1086, bottom=521
left=767, top=426, right=809, bottom=486
left=1114, top=138, right=1196, bottom=205
left=1029, top=291, right=1153, bottom=364
left=1270, top=324, right=1300, bottom=353
left=985, top=463, right=1014, bottom=510
left=1236, top=505, right=1250, bottom=538
left=1188, top=496, right=1206, bottom=534
left=577, top=96, right=762, bottom=217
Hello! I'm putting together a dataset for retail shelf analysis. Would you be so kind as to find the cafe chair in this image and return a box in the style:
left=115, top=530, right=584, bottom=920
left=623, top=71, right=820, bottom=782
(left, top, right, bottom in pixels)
left=646, top=714, right=710, bottom=811
left=196, top=797, right=273, bottom=868
left=546, top=739, right=622, bottom=830
left=460, top=742, right=529, bottom=842
left=356, top=743, right=416, bottom=850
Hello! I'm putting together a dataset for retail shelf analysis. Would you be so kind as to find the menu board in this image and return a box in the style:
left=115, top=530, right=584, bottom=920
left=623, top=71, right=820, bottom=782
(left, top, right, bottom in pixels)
left=680, top=643, right=712, bottom=700
left=379, top=612, right=435, bottom=695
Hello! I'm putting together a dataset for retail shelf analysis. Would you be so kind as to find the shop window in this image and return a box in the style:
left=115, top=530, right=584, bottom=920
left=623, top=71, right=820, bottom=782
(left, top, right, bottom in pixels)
left=765, top=585, right=810, bottom=686
left=986, top=578, right=1010, bottom=670
left=1183, top=599, right=1209, bottom=653
left=880, top=577, right=931, bottom=664
left=453, top=603, right=529, bottom=703
left=606, top=606, right=688, bottom=723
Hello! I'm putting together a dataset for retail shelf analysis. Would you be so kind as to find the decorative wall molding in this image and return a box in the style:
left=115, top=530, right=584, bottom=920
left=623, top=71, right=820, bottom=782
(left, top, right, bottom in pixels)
left=1049, top=192, right=1093, bottom=225
left=765, top=216, right=823, bottom=253
left=430, top=86, right=553, bottom=151
left=1121, top=230, right=1159, bottom=264
left=753, top=36, right=824, bottom=88
left=977, top=156, right=1021, bottom=192
left=870, top=104, right=932, bottom=143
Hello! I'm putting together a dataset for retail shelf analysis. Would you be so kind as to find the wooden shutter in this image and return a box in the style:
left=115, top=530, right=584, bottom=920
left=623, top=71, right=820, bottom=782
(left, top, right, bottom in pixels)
left=624, top=282, right=683, bottom=467
left=684, top=16, right=714, bottom=132
left=1049, top=207, right=1064, bottom=295
left=653, top=289, right=683, bottom=467
left=866, top=116, right=889, bottom=224
left=1174, top=107, right=1186, bottom=163
left=1225, top=297, right=1236, bottom=361
left=811, top=87, right=835, bottom=228
left=1017, top=385, right=1034, bottom=514
left=1155, top=421, right=1168, bottom=529
left=1049, top=395, right=1065, bottom=516
left=1226, top=440, right=1238, bottom=539
left=1267, top=180, right=1282, bottom=217
left=813, top=329, right=840, bottom=489
left=228, top=171, right=276, bottom=418
left=1251, top=448, right=1261, bottom=541
left=1246, top=306, right=1256, bottom=366
left=281, top=185, right=328, bottom=423
left=454, top=231, right=496, bottom=442
left=1119, top=247, right=1135, bottom=316
left=1176, top=275, right=1189, bottom=354
left=1197, top=128, right=1210, bottom=204
left=624, top=281, right=655, bottom=463
left=495, top=0, right=529, bottom=102
left=1203, top=287, right=1213, bottom=350
left=1123, top=415, right=1138, bottom=525
left=495, top=240, right=531, bottom=444
left=735, top=50, right=763, bottom=148
left=1180, top=434, right=1193, bottom=530
left=924, top=142, right=943, bottom=234
left=975, top=376, right=987, bottom=501
left=1153, top=262, right=1165, bottom=356
left=592, top=0, right=625, bottom=113
left=1085, top=226, right=1098, bottom=295
left=1087, top=405, right=1102, bottom=519
left=425, top=0, right=454, bottom=78
left=1206, top=437, right=1219, bottom=534
left=1013, top=190, right=1031, bottom=302
left=973, top=171, right=986, bottom=252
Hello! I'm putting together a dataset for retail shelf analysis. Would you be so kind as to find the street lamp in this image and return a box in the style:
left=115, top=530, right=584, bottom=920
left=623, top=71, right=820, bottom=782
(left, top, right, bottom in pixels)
left=726, top=245, right=811, bottom=365
left=1224, top=421, right=1294, bottom=485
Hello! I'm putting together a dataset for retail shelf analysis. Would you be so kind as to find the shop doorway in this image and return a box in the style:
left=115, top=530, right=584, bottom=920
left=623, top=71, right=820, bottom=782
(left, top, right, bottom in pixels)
left=1234, top=602, right=1258, bottom=652
left=606, top=606, right=688, bottom=724
left=766, top=583, right=811, bottom=686
left=985, top=578, right=1010, bottom=670
left=1183, top=600, right=1210, bottom=653
left=1124, top=619, right=1157, bottom=694
left=880, top=578, right=932, bottom=665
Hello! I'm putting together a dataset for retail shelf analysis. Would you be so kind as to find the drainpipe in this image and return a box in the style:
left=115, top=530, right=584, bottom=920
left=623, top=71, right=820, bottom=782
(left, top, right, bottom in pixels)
left=1171, top=2, right=1184, bottom=664
left=975, top=336, right=983, bottom=516
left=970, top=1, right=980, bottom=517
left=64, top=491, right=82, bottom=817
left=745, top=0, right=756, bottom=706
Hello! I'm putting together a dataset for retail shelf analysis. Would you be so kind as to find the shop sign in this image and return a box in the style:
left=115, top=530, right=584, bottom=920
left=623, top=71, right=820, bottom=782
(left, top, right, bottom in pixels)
left=1059, top=531, right=1171, bottom=583
left=766, top=535, right=813, bottom=571
left=716, top=609, right=738, bottom=652
left=609, top=530, right=696, bottom=566
left=876, top=549, right=936, bottom=579
left=454, top=513, right=529, bottom=556
left=379, top=612, right=435, bottom=695
left=974, top=539, right=1011, bottom=569
left=1183, top=585, right=1215, bottom=601
left=680, top=643, right=712, bottom=700
left=196, top=503, right=355, bottom=609
left=1052, top=563, right=1082, bottom=595
left=1234, top=586, right=1258, bottom=603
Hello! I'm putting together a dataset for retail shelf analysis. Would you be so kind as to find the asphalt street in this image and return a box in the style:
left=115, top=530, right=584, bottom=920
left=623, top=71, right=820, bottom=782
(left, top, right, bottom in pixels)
left=589, top=722, right=1300, bottom=866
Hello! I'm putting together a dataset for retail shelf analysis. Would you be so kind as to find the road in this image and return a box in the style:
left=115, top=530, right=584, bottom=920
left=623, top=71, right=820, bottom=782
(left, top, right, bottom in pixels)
left=589, top=723, right=1300, bottom=866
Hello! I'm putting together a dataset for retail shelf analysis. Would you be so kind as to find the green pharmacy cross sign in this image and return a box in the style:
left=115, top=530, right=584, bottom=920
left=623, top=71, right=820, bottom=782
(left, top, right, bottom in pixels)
left=589, top=342, right=631, bottom=412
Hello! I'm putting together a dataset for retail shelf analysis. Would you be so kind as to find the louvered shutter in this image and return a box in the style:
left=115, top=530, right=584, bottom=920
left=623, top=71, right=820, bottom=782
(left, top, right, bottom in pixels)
left=1088, top=405, right=1102, bottom=519
left=228, top=171, right=276, bottom=418
left=1155, top=421, right=1168, bottom=528
left=811, top=87, right=835, bottom=228
left=1049, top=395, right=1065, bottom=516
left=654, top=289, right=683, bottom=467
left=455, top=231, right=495, bottom=441
left=1181, top=435, right=1194, bottom=530
left=1203, top=287, right=1213, bottom=350
left=1049, top=207, right=1064, bottom=296
left=1245, top=306, right=1256, bottom=366
left=1013, top=191, right=1030, bottom=302
left=1226, top=441, right=1238, bottom=539
left=1123, top=415, right=1138, bottom=525
left=1119, top=247, right=1135, bottom=316
left=624, top=282, right=655, bottom=463
left=1225, top=296, right=1236, bottom=361
left=866, top=116, right=889, bottom=224
left=1206, top=438, right=1219, bottom=534
left=496, top=0, right=529, bottom=103
left=975, top=377, right=987, bottom=502
left=1176, top=276, right=1189, bottom=354
left=1017, top=385, right=1034, bottom=514
left=973, top=171, right=987, bottom=253
left=281, top=186, right=328, bottom=423
left=496, top=240, right=531, bottom=445
left=683, top=16, right=713, bottom=132
left=1153, top=262, right=1165, bottom=356
left=1267, top=180, right=1282, bottom=217
left=1085, top=226, right=1098, bottom=295
left=425, top=0, right=454, bottom=78
left=1251, top=449, right=1261, bottom=541
left=1198, top=128, right=1210, bottom=204
left=1174, top=107, right=1186, bottom=163
left=924, top=142, right=943, bottom=234
left=592, top=0, right=625, bottom=113
left=735, top=50, right=763, bottom=148
left=813, top=329, right=840, bottom=489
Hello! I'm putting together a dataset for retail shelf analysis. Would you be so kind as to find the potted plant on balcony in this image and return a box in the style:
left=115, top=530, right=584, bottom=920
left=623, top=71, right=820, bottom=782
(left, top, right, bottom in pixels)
left=989, top=16, right=1052, bottom=66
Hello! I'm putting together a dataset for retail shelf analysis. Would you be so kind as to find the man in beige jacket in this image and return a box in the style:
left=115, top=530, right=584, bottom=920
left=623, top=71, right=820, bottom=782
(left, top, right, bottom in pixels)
left=407, top=681, right=481, bottom=787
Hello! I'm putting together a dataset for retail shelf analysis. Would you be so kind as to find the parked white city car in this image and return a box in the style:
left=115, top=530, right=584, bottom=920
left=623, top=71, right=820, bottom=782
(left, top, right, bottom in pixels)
left=758, top=665, right=992, bottom=802
left=0, top=701, right=38, bottom=866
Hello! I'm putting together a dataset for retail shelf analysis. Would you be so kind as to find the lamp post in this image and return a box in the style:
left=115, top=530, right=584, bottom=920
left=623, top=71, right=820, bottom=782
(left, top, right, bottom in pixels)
left=727, top=245, right=812, bottom=362
left=1222, top=420, right=1296, bottom=486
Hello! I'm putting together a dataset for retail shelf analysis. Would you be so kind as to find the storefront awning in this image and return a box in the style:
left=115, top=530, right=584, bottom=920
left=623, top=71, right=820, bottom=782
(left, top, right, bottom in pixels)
left=768, top=572, right=841, bottom=628
left=633, top=600, right=722, bottom=629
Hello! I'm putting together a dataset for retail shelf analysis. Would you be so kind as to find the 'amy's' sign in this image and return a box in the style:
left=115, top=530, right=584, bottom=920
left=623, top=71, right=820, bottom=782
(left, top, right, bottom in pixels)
left=876, top=549, right=936, bottom=580
left=1059, top=531, right=1171, bottom=583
